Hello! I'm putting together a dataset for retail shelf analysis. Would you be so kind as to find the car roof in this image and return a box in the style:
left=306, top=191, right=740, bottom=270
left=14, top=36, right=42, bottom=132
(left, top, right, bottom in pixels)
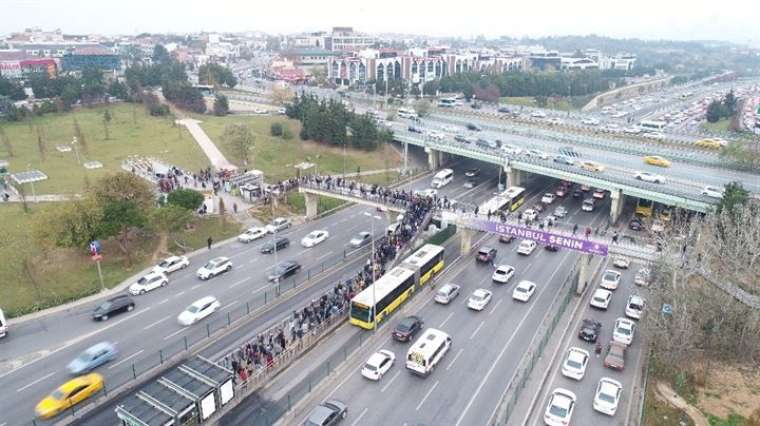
left=568, top=348, right=588, bottom=361
left=517, top=280, right=534, bottom=289
left=551, top=389, right=575, bottom=408
left=367, top=351, right=390, bottom=366
left=59, top=374, right=99, bottom=392
left=164, top=255, right=182, bottom=261
left=210, top=256, right=229, bottom=263
left=85, top=342, right=114, bottom=354
left=594, top=288, right=612, bottom=296
left=473, top=289, right=490, bottom=297
left=191, top=296, right=216, bottom=307
left=599, top=378, right=622, bottom=392
left=308, top=405, right=335, bottom=423
left=142, top=271, right=164, bottom=279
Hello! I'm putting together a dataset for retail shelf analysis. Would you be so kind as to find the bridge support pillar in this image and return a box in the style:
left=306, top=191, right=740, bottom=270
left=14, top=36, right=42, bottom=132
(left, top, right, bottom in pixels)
left=460, top=227, right=475, bottom=256
left=576, top=253, right=593, bottom=295
left=304, top=192, right=319, bottom=220
left=426, top=148, right=440, bottom=170
left=610, top=189, right=625, bottom=225
left=505, top=166, right=522, bottom=187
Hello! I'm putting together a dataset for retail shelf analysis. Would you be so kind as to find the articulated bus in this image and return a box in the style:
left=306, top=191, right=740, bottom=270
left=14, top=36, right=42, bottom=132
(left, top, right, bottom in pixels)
left=478, top=186, right=527, bottom=216
left=349, top=244, right=445, bottom=330
left=635, top=198, right=654, bottom=217
left=638, top=120, right=667, bottom=131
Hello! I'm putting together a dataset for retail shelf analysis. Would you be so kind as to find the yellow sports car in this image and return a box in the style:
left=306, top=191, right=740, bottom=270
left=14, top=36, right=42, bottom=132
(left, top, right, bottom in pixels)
left=643, top=155, right=671, bottom=167
left=35, top=373, right=104, bottom=419
left=579, top=161, right=606, bottom=172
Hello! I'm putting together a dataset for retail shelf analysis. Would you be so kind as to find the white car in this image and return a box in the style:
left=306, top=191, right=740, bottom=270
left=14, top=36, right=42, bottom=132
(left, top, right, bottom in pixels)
left=502, top=144, right=523, bottom=156
left=361, top=349, right=395, bottom=381
left=152, top=255, right=190, bottom=275
left=644, top=131, right=666, bottom=140
left=523, top=209, right=538, bottom=222
left=582, top=118, right=600, bottom=126
left=561, top=347, right=590, bottom=381
left=128, top=272, right=169, bottom=295
left=467, top=289, right=493, bottom=311
left=177, top=296, right=221, bottom=326
left=701, top=185, right=724, bottom=199
left=590, top=288, right=613, bottom=310
left=613, top=256, right=631, bottom=269
left=634, top=171, right=666, bottom=184
left=625, top=295, right=646, bottom=320
left=531, top=110, right=547, bottom=118
left=435, top=283, right=461, bottom=304
left=238, top=227, right=267, bottom=243
left=613, top=317, right=637, bottom=346
left=196, top=256, right=232, bottom=280
left=624, top=126, right=641, bottom=134
left=301, top=230, right=329, bottom=247
left=349, top=231, right=372, bottom=248
left=544, top=388, right=576, bottom=426
left=541, top=193, right=556, bottom=204
left=527, top=149, right=550, bottom=159
left=266, top=217, right=291, bottom=233
left=553, top=206, right=568, bottom=218
left=492, top=265, right=516, bottom=283
left=512, top=281, right=536, bottom=302
left=593, top=377, right=623, bottom=416
left=600, top=270, right=622, bottom=291
left=517, top=240, right=537, bottom=256
left=634, top=268, right=650, bottom=287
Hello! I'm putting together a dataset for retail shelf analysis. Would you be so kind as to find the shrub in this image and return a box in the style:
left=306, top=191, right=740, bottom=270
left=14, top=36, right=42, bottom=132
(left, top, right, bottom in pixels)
left=282, top=127, right=293, bottom=140
left=270, top=122, right=284, bottom=137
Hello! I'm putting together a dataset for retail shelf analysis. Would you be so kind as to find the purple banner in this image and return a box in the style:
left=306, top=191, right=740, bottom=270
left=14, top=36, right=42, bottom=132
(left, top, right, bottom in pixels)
left=465, top=218, right=609, bottom=256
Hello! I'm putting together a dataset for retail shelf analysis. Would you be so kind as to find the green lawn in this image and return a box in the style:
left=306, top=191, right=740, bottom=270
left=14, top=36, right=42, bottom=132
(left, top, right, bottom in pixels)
left=499, top=96, right=578, bottom=111
left=701, top=118, right=732, bottom=133
left=198, top=115, right=401, bottom=181
left=0, top=103, right=210, bottom=194
left=0, top=203, right=241, bottom=318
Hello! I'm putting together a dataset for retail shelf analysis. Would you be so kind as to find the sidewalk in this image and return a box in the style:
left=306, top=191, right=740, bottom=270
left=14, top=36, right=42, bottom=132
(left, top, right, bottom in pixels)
left=177, top=118, right=238, bottom=171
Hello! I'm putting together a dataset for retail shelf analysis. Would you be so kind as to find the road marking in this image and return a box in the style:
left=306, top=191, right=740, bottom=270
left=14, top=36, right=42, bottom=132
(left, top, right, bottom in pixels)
left=446, top=348, right=464, bottom=371
left=455, top=251, right=573, bottom=426
left=230, top=278, right=248, bottom=288
left=16, top=372, right=55, bottom=393
left=489, top=298, right=503, bottom=315
left=316, top=251, right=334, bottom=262
left=158, top=298, right=169, bottom=305
left=143, top=315, right=171, bottom=330
left=381, top=370, right=401, bottom=393
left=439, top=311, right=455, bottom=328
left=175, top=291, right=185, bottom=297
left=191, top=284, right=201, bottom=290
left=163, top=327, right=188, bottom=341
left=523, top=262, right=534, bottom=272
left=350, top=408, right=368, bottom=426
left=222, top=301, right=239, bottom=311
left=295, top=249, right=310, bottom=257
left=108, top=349, right=144, bottom=369
left=415, top=380, right=439, bottom=411
left=469, top=320, right=485, bottom=339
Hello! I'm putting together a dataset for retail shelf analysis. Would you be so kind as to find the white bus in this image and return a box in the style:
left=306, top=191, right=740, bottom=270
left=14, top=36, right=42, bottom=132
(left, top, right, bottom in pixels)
left=406, top=328, right=452, bottom=376
left=431, top=168, right=454, bottom=189
left=397, top=107, right=418, bottom=119
left=438, top=98, right=457, bottom=108
left=638, top=119, right=667, bottom=131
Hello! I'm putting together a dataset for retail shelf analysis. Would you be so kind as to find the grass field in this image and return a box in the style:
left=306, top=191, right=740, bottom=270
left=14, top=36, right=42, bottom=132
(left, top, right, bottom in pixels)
left=198, top=114, right=401, bottom=181
left=499, top=96, right=579, bottom=111
left=0, top=103, right=210, bottom=194
left=700, top=118, right=732, bottom=133
left=0, top=203, right=241, bottom=318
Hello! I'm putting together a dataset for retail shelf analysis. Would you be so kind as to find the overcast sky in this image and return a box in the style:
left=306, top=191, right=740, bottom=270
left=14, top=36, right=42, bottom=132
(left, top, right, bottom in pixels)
left=1, top=0, right=758, bottom=44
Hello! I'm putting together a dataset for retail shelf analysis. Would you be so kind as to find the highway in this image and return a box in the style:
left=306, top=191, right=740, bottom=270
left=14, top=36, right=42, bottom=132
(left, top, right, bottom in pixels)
left=525, top=257, right=648, bottom=426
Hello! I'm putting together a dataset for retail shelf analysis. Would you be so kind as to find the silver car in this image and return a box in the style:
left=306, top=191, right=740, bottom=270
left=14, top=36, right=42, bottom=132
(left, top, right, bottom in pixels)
left=349, top=232, right=372, bottom=248
left=434, top=283, right=461, bottom=304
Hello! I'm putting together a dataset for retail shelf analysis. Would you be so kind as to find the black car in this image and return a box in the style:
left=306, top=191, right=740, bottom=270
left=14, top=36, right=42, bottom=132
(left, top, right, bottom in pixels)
left=499, top=235, right=515, bottom=244
left=408, top=125, right=423, bottom=134
left=545, top=244, right=559, bottom=252
left=471, top=102, right=482, bottom=109
left=578, top=318, right=602, bottom=343
left=304, top=399, right=348, bottom=426
left=454, top=134, right=468, bottom=143
left=92, top=294, right=135, bottom=321
left=261, top=237, right=290, bottom=254
left=392, top=315, right=423, bottom=342
left=629, top=218, right=643, bottom=231
left=466, top=123, right=482, bottom=131
left=572, top=189, right=583, bottom=199
left=465, top=168, right=481, bottom=178
left=476, top=247, right=497, bottom=263
left=268, top=260, right=301, bottom=282
left=497, top=106, right=511, bottom=113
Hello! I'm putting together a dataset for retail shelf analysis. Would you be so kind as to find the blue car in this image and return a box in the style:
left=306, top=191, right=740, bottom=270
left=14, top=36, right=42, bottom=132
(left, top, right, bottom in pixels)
left=67, top=342, right=118, bottom=375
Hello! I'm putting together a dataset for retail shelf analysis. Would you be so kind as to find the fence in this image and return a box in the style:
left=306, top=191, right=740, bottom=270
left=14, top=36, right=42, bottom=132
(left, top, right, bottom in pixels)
left=491, top=264, right=579, bottom=425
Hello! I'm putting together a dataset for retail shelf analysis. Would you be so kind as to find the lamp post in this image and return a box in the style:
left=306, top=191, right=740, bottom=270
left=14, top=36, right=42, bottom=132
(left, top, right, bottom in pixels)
left=363, top=212, right=382, bottom=331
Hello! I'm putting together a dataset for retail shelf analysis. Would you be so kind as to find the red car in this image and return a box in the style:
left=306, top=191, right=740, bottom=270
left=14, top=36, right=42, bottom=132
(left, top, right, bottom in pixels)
left=555, top=187, right=567, bottom=197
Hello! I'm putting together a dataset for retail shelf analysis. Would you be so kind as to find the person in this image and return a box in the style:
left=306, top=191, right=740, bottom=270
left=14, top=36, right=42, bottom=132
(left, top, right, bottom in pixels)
left=207, top=236, right=213, bottom=250
left=572, top=223, right=578, bottom=235
left=612, top=231, right=619, bottom=244
left=595, top=341, right=602, bottom=357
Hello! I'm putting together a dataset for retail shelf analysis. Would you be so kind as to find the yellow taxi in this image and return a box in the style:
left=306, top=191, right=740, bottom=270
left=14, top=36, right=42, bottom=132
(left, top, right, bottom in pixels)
left=643, top=155, right=672, bottom=168
left=695, top=138, right=727, bottom=149
left=659, top=209, right=672, bottom=222
left=35, top=373, right=104, bottom=419
left=579, top=160, right=606, bottom=172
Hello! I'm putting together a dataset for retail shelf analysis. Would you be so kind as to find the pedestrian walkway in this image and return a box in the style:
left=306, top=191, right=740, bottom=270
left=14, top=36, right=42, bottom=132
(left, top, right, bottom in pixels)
left=177, top=118, right=238, bottom=171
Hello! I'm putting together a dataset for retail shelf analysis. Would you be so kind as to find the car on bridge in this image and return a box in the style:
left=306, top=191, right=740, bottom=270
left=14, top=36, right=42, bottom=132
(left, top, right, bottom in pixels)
left=634, top=171, right=666, bottom=184
left=197, top=257, right=232, bottom=280
left=502, top=143, right=522, bottom=155
left=35, top=373, right=104, bottom=420
left=553, top=155, right=575, bottom=166
left=238, top=227, right=268, bottom=243
left=531, top=110, right=547, bottom=118
left=466, top=123, right=482, bottom=131
left=580, top=160, right=606, bottom=172
left=527, top=149, right=550, bottom=159
left=643, top=155, right=672, bottom=167
left=543, top=388, right=576, bottom=426
left=701, top=185, right=724, bottom=199
left=408, top=125, right=423, bottom=133
left=695, top=137, right=727, bottom=149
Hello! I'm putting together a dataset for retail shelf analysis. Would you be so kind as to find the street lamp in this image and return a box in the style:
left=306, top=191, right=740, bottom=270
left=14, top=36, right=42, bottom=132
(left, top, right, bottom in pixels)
left=363, top=212, right=382, bottom=331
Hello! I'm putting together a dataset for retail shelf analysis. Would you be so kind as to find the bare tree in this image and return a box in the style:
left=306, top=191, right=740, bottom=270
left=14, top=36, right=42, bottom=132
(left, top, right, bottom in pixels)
left=222, top=122, right=255, bottom=167
left=0, top=126, right=13, bottom=157
left=270, top=85, right=294, bottom=106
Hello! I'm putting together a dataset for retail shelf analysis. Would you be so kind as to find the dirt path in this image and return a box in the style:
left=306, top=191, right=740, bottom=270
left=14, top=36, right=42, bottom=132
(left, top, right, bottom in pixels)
left=655, top=381, right=709, bottom=426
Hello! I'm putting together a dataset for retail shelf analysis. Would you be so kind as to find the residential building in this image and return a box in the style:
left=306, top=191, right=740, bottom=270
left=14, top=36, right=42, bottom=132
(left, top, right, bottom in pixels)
left=325, top=27, right=376, bottom=52
left=61, top=46, right=120, bottom=72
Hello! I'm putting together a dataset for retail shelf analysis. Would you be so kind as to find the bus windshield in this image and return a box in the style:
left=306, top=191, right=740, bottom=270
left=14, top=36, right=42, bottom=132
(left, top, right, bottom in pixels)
left=350, top=303, right=372, bottom=323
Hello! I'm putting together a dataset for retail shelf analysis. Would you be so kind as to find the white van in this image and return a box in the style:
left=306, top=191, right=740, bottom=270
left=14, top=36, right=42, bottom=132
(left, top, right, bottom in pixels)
left=431, top=169, right=454, bottom=189
left=406, top=328, right=452, bottom=376
left=0, top=308, right=7, bottom=338
left=397, top=108, right=418, bottom=119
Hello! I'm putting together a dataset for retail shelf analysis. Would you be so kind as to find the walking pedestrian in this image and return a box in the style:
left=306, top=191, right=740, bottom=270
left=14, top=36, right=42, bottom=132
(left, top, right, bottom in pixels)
left=207, top=236, right=213, bottom=250
left=572, top=224, right=578, bottom=235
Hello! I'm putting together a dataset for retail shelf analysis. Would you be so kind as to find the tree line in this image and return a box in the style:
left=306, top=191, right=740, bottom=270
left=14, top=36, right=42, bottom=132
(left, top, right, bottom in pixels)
left=706, top=90, right=738, bottom=123
left=286, top=94, right=392, bottom=151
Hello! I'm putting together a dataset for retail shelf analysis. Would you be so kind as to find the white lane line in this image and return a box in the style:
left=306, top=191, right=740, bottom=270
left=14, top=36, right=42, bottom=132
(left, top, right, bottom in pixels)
left=523, top=262, right=534, bottom=272
left=350, top=408, right=368, bottom=426
left=489, top=298, right=503, bottom=315
left=469, top=321, right=485, bottom=340
left=191, top=284, right=201, bottom=290
left=316, top=251, right=335, bottom=262
left=446, top=348, right=464, bottom=371
left=381, top=370, right=401, bottom=393
left=439, top=311, right=455, bottom=328
left=158, top=298, right=169, bottom=305
left=230, top=278, right=248, bottom=288
left=222, top=301, right=239, bottom=311
left=295, top=249, right=310, bottom=257
left=415, top=380, right=439, bottom=411
left=143, top=315, right=171, bottom=330
left=16, top=372, right=55, bottom=393
left=108, top=349, right=144, bottom=369
left=175, top=291, right=186, bottom=297
left=163, top=327, right=188, bottom=341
